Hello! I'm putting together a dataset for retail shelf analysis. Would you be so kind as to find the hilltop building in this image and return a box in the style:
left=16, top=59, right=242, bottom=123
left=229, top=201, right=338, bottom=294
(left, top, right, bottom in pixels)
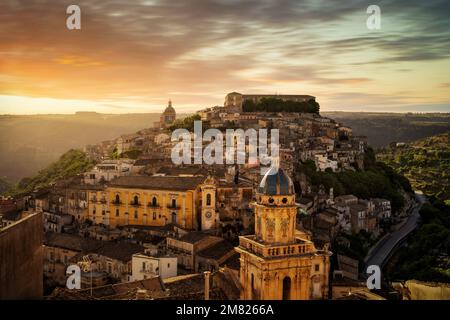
left=224, top=92, right=316, bottom=112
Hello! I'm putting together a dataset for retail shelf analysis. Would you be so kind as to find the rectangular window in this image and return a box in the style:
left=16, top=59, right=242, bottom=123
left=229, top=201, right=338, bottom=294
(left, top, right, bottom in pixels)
left=116, top=209, right=119, bottom=217
left=134, top=210, right=138, bottom=219
left=315, top=264, right=320, bottom=272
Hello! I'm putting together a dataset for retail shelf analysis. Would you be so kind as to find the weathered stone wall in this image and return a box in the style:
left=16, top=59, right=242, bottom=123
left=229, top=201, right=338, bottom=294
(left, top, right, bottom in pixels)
left=0, top=212, right=43, bottom=299
left=406, top=280, right=450, bottom=300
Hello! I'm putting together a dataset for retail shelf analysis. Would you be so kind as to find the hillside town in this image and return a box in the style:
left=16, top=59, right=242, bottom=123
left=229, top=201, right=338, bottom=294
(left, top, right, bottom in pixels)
left=1, top=92, right=416, bottom=300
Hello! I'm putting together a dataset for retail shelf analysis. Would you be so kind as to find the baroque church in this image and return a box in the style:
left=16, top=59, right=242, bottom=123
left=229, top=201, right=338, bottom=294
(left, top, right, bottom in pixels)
left=155, top=100, right=176, bottom=129
left=236, top=167, right=331, bottom=300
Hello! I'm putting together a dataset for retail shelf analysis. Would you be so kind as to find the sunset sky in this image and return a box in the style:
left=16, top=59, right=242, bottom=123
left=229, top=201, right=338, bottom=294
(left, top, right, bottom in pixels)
left=1, top=0, right=450, bottom=114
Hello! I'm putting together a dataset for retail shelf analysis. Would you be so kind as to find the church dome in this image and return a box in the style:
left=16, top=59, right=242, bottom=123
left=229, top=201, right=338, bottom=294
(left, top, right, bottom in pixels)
left=258, top=167, right=294, bottom=195
left=164, top=100, right=176, bottom=114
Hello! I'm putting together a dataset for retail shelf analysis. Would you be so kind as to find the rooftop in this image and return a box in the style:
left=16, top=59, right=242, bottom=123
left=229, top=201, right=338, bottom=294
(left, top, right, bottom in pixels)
left=94, top=242, right=145, bottom=262
left=47, top=277, right=165, bottom=300
left=177, top=231, right=215, bottom=244
left=196, top=240, right=235, bottom=260
left=44, top=232, right=103, bottom=252
left=109, top=175, right=205, bottom=191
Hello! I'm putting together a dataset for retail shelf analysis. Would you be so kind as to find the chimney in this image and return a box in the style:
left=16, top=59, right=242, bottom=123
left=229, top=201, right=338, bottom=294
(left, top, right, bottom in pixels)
left=204, top=271, right=211, bottom=300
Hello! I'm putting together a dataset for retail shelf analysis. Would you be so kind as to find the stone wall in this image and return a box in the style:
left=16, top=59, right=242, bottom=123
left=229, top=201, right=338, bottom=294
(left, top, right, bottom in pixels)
left=406, top=280, right=450, bottom=300
left=0, top=212, right=43, bottom=299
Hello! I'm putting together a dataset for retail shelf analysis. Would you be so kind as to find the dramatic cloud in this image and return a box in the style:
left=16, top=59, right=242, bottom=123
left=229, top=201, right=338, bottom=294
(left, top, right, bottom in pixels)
left=0, top=0, right=449, bottom=113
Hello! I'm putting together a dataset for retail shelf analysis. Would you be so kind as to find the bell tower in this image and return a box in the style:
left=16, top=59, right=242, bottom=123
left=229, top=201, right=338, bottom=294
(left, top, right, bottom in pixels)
left=200, top=176, right=218, bottom=231
left=236, top=167, right=331, bottom=300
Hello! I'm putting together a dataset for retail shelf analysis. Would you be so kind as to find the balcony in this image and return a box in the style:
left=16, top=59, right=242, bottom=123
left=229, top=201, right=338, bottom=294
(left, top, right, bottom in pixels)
left=147, top=203, right=160, bottom=208
left=167, top=204, right=181, bottom=210
left=238, top=235, right=314, bottom=259
left=140, top=269, right=158, bottom=275
left=111, top=201, right=122, bottom=206
left=130, top=202, right=142, bottom=207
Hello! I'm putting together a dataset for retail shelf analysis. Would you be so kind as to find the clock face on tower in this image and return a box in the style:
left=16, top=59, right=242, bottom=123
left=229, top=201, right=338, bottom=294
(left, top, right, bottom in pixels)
left=205, top=211, right=212, bottom=219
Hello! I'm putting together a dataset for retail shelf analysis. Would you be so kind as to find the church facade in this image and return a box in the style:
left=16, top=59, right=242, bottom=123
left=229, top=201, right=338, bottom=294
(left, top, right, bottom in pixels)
left=236, top=167, right=331, bottom=300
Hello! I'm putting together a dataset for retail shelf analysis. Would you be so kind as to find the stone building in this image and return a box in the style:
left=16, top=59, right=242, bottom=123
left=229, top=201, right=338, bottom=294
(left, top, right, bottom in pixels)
left=236, top=167, right=331, bottom=300
left=224, top=92, right=316, bottom=111
left=155, top=100, right=176, bottom=129
left=87, top=176, right=205, bottom=229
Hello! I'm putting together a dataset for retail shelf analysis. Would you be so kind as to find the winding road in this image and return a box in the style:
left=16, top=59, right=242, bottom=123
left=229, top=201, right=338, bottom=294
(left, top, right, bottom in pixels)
left=365, top=192, right=427, bottom=269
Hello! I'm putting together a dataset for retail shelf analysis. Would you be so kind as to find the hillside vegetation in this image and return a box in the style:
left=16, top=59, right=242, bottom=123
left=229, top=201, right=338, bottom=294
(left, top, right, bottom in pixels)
left=296, top=148, right=412, bottom=213
left=378, top=133, right=450, bottom=283
left=377, top=132, right=450, bottom=204
left=387, top=200, right=450, bottom=283
left=243, top=98, right=320, bottom=113
left=0, top=113, right=162, bottom=182
left=166, top=114, right=201, bottom=132
left=324, top=112, right=450, bottom=148
left=5, top=149, right=94, bottom=196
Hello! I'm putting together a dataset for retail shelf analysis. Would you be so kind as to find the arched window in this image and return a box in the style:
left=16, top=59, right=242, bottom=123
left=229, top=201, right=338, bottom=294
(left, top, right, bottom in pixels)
left=152, top=196, right=157, bottom=207
left=171, top=212, right=177, bottom=224
left=206, top=194, right=211, bottom=206
left=115, top=194, right=120, bottom=204
left=133, top=195, right=139, bottom=205
left=282, top=276, right=291, bottom=300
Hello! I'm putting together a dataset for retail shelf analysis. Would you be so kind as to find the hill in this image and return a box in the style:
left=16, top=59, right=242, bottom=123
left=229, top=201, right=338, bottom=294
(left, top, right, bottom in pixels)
left=377, top=132, right=450, bottom=203
left=376, top=132, right=450, bottom=283
left=295, top=148, right=412, bottom=213
left=0, top=113, right=164, bottom=182
left=1, top=112, right=447, bottom=184
left=5, top=149, right=94, bottom=196
left=323, top=112, right=450, bottom=148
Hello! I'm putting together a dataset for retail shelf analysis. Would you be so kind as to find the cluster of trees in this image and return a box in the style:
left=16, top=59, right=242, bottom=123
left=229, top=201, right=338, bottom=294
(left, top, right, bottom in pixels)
left=110, top=147, right=143, bottom=160
left=120, top=149, right=142, bottom=160
left=166, top=114, right=201, bottom=132
left=388, top=200, right=450, bottom=283
left=296, top=148, right=412, bottom=213
left=4, top=149, right=93, bottom=196
left=242, top=98, right=320, bottom=113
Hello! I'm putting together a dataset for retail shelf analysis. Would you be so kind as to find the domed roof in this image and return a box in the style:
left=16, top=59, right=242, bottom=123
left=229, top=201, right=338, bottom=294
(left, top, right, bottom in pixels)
left=258, top=167, right=294, bottom=195
left=164, top=100, right=175, bottom=114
